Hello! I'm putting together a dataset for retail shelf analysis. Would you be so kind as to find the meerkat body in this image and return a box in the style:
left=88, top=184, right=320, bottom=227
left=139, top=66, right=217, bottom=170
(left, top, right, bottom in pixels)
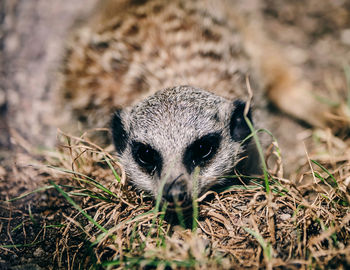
left=59, top=0, right=331, bottom=205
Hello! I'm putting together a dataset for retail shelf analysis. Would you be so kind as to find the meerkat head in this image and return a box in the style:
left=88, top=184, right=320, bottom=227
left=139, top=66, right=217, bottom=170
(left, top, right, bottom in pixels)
left=111, top=86, right=258, bottom=209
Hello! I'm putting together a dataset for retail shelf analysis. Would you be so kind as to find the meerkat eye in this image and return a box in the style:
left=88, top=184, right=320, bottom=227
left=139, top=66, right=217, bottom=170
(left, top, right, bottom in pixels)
left=137, top=145, right=156, bottom=164
left=131, top=142, right=162, bottom=176
left=195, top=142, right=213, bottom=160
left=183, top=132, right=222, bottom=173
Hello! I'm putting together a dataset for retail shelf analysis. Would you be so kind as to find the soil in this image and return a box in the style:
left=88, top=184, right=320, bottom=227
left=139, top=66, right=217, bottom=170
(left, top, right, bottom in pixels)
left=0, top=0, right=349, bottom=269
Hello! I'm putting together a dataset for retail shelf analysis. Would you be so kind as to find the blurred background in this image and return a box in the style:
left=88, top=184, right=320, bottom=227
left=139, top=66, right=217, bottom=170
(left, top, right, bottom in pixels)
left=1, top=0, right=349, bottom=151
left=0, top=0, right=98, bottom=150
left=0, top=1, right=349, bottom=268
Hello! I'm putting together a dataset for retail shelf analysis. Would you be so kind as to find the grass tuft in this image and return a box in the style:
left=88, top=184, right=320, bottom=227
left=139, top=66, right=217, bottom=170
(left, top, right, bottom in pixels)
left=50, top=180, right=108, bottom=233
left=3, top=129, right=349, bottom=269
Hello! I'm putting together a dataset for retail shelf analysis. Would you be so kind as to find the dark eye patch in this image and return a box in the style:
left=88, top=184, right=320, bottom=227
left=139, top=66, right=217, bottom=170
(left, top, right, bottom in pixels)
left=183, top=132, right=222, bottom=174
left=131, top=141, right=163, bottom=176
left=230, top=100, right=252, bottom=142
left=111, top=109, right=128, bottom=154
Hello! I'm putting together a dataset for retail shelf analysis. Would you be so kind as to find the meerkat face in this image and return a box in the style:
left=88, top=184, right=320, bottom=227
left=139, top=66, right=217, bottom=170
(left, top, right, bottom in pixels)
left=111, top=86, right=255, bottom=209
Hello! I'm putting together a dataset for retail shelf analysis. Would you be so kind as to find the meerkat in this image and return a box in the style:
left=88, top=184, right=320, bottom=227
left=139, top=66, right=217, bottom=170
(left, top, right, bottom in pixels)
left=58, top=0, right=335, bottom=207
left=111, top=86, right=261, bottom=208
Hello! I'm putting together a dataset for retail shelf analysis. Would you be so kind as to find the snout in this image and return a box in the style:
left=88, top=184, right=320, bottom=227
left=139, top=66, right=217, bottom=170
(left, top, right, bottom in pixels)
left=162, top=175, right=191, bottom=208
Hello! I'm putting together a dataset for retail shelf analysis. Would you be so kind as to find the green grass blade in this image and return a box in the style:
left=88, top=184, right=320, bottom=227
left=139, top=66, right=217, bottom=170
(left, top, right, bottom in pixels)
left=343, top=64, right=350, bottom=109
left=174, top=202, right=186, bottom=228
left=47, top=164, right=119, bottom=198
left=71, top=176, right=119, bottom=199
left=311, top=160, right=338, bottom=188
left=0, top=241, right=41, bottom=248
left=44, top=224, right=66, bottom=228
left=7, top=185, right=54, bottom=202
left=91, top=209, right=154, bottom=246
left=68, top=191, right=113, bottom=202
left=11, top=222, right=23, bottom=232
left=244, top=227, right=273, bottom=260
left=192, top=167, right=200, bottom=231
left=244, top=115, right=270, bottom=194
left=47, top=165, right=119, bottom=198
left=105, top=157, right=121, bottom=183
left=28, top=204, right=36, bottom=224
left=50, top=180, right=107, bottom=233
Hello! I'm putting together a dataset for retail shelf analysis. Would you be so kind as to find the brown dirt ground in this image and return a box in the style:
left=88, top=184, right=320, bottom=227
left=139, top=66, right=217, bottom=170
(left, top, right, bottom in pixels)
left=1, top=0, right=350, bottom=269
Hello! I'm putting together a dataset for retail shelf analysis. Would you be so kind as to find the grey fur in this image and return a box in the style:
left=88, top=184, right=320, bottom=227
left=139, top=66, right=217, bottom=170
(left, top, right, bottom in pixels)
left=112, top=85, right=259, bottom=206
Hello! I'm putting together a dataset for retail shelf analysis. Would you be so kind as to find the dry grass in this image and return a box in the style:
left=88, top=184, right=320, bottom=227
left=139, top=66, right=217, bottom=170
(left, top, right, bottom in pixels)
left=12, top=127, right=347, bottom=270
left=1, top=1, right=349, bottom=269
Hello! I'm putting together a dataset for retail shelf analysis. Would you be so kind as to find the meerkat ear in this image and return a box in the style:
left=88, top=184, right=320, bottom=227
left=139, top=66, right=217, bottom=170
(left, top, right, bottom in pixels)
left=111, top=109, right=128, bottom=154
left=229, top=100, right=253, bottom=142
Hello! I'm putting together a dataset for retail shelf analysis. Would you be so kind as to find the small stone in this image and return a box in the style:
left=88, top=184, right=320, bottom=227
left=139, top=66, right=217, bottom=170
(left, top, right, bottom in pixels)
left=0, top=166, right=6, bottom=178
left=33, top=247, right=45, bottom=257
left=11, top=264, right=42, bottom=270
left=344, top=176, right=350, bottom=187
left=341, top=29, right=350, bottom=46
left=0, top=90, right=6, bottom=106
left=280, top=213, right=291, bottom=221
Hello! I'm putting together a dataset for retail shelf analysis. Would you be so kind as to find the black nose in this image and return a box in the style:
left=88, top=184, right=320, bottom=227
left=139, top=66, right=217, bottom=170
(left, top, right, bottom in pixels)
left=162, top=176, right=187, bottom=205
left=163, top=188, right=186, bottom=204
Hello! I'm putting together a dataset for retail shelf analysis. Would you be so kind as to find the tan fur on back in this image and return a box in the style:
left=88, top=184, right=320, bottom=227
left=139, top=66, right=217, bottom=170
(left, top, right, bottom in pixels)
left=58, top=0, right=336, bottom=172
